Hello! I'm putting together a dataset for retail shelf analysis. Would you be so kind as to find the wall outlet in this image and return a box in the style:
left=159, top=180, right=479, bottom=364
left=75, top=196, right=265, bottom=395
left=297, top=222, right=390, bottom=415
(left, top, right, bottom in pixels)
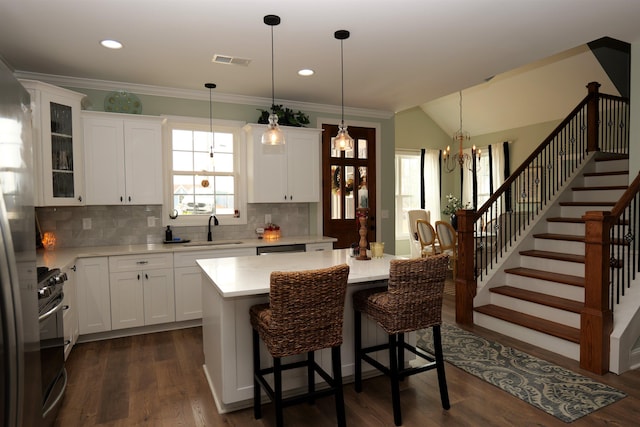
left=82, top=218, right=92, bottom=230
left=264, top=214, right=272, bottom=224
left=147, top=216, right=155, bottom=227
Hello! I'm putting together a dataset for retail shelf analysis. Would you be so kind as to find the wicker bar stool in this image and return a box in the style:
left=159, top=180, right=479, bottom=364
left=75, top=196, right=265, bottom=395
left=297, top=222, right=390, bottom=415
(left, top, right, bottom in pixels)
left=250, top=264, right=350, bottom=427
left=353, top=255, right=450, bottom=426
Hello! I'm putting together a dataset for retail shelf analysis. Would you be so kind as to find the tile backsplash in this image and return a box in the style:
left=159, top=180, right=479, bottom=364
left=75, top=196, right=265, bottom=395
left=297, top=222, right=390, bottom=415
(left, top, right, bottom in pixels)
left=36, top=204, right=310, bottom=248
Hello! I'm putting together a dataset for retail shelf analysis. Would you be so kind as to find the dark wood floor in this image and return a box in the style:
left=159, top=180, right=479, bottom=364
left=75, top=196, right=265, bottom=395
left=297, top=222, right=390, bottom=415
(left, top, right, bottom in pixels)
left=55, top=284, right=640, bottom=426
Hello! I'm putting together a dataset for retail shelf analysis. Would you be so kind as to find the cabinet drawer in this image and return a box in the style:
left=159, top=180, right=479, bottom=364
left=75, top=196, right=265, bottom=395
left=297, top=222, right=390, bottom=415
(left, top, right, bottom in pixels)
left=174, top=248, right=255, bottom=268
left=305, top=242, right=334, bottom=252
left=109, top=253, right=173, bottom=272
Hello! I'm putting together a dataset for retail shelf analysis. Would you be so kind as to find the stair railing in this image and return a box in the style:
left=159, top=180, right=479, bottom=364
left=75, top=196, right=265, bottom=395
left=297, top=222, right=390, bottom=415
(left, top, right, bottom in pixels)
left=582, top=171, right=640, bottom=374
left=456, top=82, right=629, bottom=327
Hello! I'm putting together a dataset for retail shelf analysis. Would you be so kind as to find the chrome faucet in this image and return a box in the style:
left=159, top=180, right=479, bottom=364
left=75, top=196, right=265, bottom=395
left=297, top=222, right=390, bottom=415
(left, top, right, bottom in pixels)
left=207, top=215, right=219, bottom=241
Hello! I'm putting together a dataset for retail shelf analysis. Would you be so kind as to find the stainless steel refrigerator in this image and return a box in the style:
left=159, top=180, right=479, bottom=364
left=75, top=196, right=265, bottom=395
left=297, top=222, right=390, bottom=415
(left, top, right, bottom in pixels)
left=0, top=57, right=42, bottom=426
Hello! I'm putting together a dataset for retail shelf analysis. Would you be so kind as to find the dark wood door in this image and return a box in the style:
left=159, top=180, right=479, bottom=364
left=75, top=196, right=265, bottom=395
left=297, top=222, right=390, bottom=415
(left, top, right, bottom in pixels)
left=322, top=124, right=376, bottom=248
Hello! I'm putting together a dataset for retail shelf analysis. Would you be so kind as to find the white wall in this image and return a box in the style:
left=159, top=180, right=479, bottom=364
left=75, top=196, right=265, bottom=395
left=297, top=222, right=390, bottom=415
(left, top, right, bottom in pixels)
left=630, top=39, right=640, bottom=179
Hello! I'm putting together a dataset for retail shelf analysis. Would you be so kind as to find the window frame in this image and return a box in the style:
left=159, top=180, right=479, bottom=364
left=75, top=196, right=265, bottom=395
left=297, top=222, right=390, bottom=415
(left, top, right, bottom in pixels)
left=162, top=115, right=247, bottom=227
left=394, top=149, right=421, bottom=240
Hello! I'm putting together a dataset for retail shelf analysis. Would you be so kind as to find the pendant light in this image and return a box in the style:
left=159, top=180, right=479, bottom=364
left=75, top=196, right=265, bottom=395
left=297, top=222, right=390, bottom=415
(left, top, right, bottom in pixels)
left=333, top=30, right=354, bottom=151
left=261, top=14, right=285, bottom=145
left=205, top=83, right=216, bottom=158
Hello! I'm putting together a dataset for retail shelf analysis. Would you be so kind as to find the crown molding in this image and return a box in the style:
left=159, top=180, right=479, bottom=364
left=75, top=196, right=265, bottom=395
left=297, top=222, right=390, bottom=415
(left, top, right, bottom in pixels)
left=14, top=71, right=394, bottom=120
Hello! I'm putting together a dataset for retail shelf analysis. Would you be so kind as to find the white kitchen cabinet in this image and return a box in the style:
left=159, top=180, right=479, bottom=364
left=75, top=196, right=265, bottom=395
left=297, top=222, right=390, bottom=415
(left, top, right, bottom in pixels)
left=20, top=80, right=85, bottom=206
left=83, top=111, right=163, bottom=205
left=109, top=253, right=175, bottom=330
left=245, top=124, right=321, bottom=203
left=62, top=264, right=78, bottom=360
left=173, top=248, right=255, bottom=321
left=75, top=257, right=111, bottom=335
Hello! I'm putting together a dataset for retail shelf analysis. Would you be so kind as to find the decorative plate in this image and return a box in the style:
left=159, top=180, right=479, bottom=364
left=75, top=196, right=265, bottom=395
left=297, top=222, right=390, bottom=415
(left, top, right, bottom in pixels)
left=104, top=90, right=142, bottom=114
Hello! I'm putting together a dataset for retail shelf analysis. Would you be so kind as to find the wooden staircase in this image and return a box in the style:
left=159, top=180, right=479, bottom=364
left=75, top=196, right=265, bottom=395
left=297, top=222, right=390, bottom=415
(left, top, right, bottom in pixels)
left=473, top=155, right=629, bottom=361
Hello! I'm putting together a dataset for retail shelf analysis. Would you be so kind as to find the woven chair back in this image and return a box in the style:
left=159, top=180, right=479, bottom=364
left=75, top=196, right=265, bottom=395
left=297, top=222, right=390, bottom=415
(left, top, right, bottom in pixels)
left=268, top=263, right=350, bottom=355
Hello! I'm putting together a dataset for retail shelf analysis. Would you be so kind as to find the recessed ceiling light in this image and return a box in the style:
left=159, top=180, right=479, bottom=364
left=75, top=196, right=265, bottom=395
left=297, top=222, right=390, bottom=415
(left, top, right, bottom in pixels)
left=298, top=69, right=314, bottom=77
left=100, top=39, right=123, bottom=49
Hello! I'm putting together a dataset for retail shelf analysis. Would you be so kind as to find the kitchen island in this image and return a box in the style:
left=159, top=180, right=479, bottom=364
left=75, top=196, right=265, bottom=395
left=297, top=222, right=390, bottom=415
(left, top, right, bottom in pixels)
left=197, top=249, right=407, bottom=413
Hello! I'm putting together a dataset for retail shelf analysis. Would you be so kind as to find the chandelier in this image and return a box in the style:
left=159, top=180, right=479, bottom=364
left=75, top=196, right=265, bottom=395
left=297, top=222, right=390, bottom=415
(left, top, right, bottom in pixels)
left=443, top=91, right=480, bottom=172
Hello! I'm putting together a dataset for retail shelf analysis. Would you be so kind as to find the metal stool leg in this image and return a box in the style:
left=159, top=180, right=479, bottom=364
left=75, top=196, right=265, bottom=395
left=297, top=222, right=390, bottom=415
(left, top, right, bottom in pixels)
left=252, top=328, right=262, bottom=420
left=274, top=357, right=284, bottom=427
left=433, top=325, right=450, bottom=410
left=332, top=346, right=347, bottom=427
left=389, top=334, right=402, bottom=426
left=307, top=351, right=315, bottom=405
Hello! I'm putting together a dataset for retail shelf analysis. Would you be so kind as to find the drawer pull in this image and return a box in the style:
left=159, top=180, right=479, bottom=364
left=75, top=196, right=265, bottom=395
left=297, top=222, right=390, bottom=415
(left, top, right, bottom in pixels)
left=136, top=260, right=149, bottom=265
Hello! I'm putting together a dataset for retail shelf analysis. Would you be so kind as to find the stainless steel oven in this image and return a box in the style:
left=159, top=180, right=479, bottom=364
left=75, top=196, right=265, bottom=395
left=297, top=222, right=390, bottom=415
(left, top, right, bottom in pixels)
left=37, top=267, right=68, bottom=426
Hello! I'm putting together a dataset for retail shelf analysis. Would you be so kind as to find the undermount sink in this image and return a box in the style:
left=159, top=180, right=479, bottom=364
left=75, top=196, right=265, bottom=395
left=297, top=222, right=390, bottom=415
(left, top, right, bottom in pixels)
left=183, top=241, right=244, bottom=247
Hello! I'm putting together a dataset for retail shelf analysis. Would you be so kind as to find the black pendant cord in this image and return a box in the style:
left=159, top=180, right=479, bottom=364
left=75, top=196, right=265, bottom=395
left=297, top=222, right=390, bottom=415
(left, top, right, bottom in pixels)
left=270, top=24, right=275, bottom=112
left=340, top=37, right=345, bottom=124
left=205, top=83, right=216, bottom=157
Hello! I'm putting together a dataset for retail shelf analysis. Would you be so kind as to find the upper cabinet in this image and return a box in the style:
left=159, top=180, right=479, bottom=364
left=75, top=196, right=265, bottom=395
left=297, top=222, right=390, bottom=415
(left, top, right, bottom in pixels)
left=20, top=80, right=86, bottom=206
left=83, top=111, right=163, bottom=205
left=245, top=124, right=321, bottom=203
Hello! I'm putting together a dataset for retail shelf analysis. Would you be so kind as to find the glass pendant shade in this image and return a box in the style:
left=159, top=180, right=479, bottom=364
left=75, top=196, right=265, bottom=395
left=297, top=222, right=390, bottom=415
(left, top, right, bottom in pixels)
left=333, top=121, right=354, bottom=150
left=261, top=112, right=285, bottom=145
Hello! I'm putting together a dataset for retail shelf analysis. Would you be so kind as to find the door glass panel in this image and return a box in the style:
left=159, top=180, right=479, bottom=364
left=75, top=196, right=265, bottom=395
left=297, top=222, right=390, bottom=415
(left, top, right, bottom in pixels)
left=331, top=164, right=341, bottom=219
left=345, top=166, right=355, bottom=219
left=357, top=166, right=368, bottom=208
left=358, top=139, right=368, bottom=159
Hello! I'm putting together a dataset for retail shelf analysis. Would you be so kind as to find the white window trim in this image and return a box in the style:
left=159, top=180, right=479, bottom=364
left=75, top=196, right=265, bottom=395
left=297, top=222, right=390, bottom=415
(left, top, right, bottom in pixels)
left=395, top=149, right=421, bottom=240
left=161, top=115, right=247, bottom=227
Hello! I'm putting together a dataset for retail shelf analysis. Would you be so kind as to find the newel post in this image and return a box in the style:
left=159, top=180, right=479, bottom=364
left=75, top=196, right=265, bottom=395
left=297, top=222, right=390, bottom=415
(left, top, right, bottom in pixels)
left=455, top=209, right=476, bottom=325
left=586, top=81, right=601, bottom=153
left=581, top=210, right=614, bottom=374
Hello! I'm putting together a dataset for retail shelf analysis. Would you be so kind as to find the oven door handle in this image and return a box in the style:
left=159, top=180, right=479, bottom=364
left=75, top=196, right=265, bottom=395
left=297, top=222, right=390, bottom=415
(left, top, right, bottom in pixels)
left=42, top=368, right=67, bottom=419
left=38, top=296, right=64, bottom=322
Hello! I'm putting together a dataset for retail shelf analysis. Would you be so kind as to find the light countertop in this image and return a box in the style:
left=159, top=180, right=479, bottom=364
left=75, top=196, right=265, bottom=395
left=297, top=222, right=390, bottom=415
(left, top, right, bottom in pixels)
left=197, top=248, right=405, bottom=298
left=37, top=235, right=336, bottom=269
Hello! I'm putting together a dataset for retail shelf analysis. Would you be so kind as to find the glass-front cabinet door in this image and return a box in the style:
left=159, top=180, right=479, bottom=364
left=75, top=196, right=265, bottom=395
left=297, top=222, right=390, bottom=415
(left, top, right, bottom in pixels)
left=21, top=80, right=85, bottom=206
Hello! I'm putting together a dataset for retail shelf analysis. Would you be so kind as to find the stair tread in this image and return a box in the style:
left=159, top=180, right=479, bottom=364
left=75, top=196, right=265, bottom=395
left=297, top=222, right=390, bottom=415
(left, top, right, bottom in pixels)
left=571, top=185, right=627, bottom=191
left=533, top=233, right=584, bottom=242
left=490, top=285, right=583, bottom=313
left=594, top=153, right=628, bottom=161
left=547, top=217, right=585, bottom=223
left=583, top=170, right=629, bottom=177
left=504, top=267, right=584, bottom=287
left=519, top=249, right=585, bottom=263
left=475, top=304, right=580, bottom=343
left=559, top=201, right=616, bottom=206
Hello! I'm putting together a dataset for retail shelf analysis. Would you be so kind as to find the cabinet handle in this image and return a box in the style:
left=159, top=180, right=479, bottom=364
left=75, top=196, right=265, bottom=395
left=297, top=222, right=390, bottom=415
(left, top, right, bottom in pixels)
left=283, top=195, right=287, bottom=200
left=136, top=261, right=149, bottom=265
left=120, top=196, right=123, bottom=202
left=128, top=196, right=132, bottom=202
left=145, top=273, right=148, bottom=280
left=137, top=274, right=141, bottom=280
left=71, top=265, right=76, bottom=272
left=62, top=305, right=69, bottom=311
left=78, top=195, right=82, bottom=202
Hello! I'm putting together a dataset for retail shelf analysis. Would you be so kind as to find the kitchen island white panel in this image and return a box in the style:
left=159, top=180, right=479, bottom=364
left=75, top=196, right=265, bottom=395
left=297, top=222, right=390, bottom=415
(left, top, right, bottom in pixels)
left=198, top=249, right=410, bottom=413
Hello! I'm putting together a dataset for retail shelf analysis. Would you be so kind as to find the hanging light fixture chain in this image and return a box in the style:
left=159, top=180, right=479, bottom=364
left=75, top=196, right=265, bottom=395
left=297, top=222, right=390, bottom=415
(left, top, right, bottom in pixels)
left=270, top=24, right=275, bottom=111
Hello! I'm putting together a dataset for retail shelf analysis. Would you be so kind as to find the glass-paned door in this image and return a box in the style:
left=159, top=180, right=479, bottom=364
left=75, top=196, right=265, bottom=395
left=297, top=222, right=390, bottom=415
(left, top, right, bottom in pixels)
left=322, top=124, right=376, bottom=248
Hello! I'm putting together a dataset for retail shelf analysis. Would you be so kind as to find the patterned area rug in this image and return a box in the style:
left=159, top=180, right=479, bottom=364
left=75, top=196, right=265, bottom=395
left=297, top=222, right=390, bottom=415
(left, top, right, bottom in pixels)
left=417, top=323, right=626, bottom=423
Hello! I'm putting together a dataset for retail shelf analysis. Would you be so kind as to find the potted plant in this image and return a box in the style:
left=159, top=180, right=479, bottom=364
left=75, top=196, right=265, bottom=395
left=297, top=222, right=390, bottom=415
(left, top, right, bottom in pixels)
left=442, top=194, right=469, bottom=229
left=257, top=105, right=310, bottom=127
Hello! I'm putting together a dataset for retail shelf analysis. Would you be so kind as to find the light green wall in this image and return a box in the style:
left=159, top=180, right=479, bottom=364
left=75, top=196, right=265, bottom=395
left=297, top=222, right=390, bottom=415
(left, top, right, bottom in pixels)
left=631, top=40, right=640, bottom=179
left=68, top=86, right=397, bottom=253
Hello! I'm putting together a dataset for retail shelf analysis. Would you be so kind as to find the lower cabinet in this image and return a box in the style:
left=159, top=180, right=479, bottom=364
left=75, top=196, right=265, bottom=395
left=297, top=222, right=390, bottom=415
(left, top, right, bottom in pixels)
left=173, top=248, right=255, bottom=321
left=76, top=257, right=111, bottom=335
left=62, top=264, right=78, bottom=360
left=109, top=253, right=175, bottom=330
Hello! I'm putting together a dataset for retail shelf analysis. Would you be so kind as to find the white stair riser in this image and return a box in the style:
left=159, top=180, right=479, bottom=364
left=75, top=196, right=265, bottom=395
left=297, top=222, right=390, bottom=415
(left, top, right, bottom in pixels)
left=534, top=238, right=584, bottom=254
left=560, top=205, right=601, bottom=217
left=584, top=174, right=628, bottom=187
left=520, top=256, right=584, bottom=276
left=490, top=293, right=581, bottom=328
left=572, top=189, right=625, bottom=203
left=474, top=312, right=580, bottom=361
left=504, top=274, right=584, bottom=301
left=547, top=222, right=584, bottom=235
left=595, top=160, right=629, bottom=173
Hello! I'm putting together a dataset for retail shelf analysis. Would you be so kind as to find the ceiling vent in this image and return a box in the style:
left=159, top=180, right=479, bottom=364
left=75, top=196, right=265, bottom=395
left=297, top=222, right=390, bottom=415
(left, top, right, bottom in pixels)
left=212, top=54, right=251, bottom=66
